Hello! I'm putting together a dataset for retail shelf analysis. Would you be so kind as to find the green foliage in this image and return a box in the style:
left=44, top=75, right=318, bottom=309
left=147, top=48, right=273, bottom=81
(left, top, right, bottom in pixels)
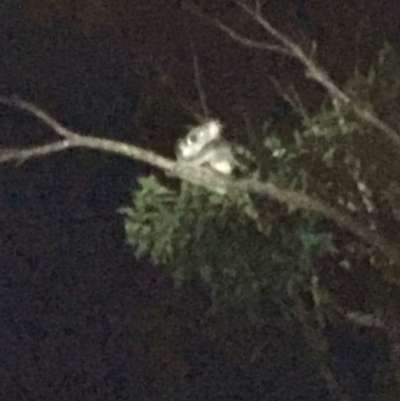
left=265, top=44, right=400, bottom=216
left=120, top=176, right=332, bottom=309
left=121, top=43, right=400, bottom=315
left=348, top=43, right=400, bottom=103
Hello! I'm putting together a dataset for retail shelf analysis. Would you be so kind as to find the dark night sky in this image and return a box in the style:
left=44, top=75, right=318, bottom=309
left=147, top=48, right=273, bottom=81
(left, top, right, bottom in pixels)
left=0, top=3, right=391, bottom=400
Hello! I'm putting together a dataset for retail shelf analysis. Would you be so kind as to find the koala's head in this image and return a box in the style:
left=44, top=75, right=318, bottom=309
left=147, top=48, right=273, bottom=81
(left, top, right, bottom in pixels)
left=177, top=119, right=223, bottom=159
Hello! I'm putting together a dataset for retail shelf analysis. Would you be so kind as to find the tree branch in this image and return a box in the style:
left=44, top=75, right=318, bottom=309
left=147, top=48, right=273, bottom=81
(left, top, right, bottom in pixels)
left=0, top=96, right=175, bottom=171
left=181, top=2, right=293, bottom=56
left=237, top=1, right=400, bottom=151
left=184, top=2, right=400, bottom=152
left=236, top=178, right=400, bottom=280
left=0, top=140, right=72, bottom=163
left=1, top=96, right=400, bottom=282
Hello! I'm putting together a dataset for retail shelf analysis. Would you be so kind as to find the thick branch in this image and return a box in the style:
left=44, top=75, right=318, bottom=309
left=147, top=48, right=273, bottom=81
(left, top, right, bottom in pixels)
left=1, top=97, right=400, bottom=283
left=237, top=178, right=400, bottom=278
left=0, top=96, right=175, bottom=171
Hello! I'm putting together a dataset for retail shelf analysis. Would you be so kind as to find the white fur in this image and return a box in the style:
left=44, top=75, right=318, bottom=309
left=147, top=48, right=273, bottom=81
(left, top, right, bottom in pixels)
left=176, top=119, right=239, bottom=177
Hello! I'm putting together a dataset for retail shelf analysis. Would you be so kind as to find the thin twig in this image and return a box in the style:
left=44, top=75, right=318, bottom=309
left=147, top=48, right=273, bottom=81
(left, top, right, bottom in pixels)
left=185, top=23, right=209, bottom=117
left=0, top=96, right=77, bottom=139
left=186, top=2, right=400, bottom=152
left=182, top=2, right=293, bottom=56
left=234, top=1, right=400, bottom=151
left=154, top=65, right=204, bottom=122
left=0, top=140, right=72, bottom=163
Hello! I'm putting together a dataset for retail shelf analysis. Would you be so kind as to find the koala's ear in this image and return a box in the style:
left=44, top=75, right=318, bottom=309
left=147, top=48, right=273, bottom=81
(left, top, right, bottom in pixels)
left=186, top=129, right=199, bottom=143
left=207, top=120, right=223, bottom=138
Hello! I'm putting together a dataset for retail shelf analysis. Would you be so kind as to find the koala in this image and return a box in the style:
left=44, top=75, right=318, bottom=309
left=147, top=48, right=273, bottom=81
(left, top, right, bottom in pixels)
left=175, top=119, right=241, bottom=175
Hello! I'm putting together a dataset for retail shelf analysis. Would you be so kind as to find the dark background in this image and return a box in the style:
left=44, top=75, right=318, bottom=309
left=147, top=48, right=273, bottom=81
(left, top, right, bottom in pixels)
left=0, top=1, right=397, bottom=399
